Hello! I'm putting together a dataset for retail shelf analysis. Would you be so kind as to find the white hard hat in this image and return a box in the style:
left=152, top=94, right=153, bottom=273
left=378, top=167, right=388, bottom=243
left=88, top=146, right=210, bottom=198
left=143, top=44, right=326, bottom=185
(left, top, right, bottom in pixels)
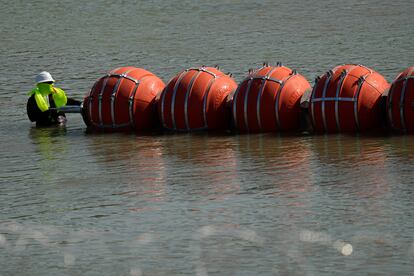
left=35, top=71, right=55, bottom=83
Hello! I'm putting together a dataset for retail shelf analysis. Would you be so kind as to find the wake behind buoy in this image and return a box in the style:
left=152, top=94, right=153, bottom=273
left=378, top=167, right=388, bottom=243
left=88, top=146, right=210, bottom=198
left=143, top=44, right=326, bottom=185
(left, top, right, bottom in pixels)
left=309, top=64, right=389, bottom=133
left=231, top=63, right=311, bottom=133
left=387, top=66, right=414, bottom=133
left=158, top=66, right=237, bottom=131
left=82, top=67, right=165, bottom=131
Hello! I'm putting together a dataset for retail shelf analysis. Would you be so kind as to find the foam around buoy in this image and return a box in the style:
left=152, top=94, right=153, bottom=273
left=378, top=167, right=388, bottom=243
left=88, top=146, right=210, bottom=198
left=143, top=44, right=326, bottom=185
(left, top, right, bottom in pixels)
left=387, top=66, right=414, bottom=133
left=231, top=64, right=311, bottom=133
left=158, top=66, right=237, bottom=131
left=82, top=67, right=165, bottom=131
left=309, top=64, right=389, bottom=133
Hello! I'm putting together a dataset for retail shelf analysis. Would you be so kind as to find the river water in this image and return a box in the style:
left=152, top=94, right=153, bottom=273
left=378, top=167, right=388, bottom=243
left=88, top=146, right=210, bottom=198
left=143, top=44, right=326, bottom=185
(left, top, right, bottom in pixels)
left=1, top=0, right=414, bottom=275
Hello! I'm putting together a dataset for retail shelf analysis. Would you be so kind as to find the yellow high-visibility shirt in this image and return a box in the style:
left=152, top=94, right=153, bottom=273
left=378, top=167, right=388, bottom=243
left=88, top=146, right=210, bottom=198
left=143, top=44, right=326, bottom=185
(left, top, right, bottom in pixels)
left=28, top=83, right=67, bottom=112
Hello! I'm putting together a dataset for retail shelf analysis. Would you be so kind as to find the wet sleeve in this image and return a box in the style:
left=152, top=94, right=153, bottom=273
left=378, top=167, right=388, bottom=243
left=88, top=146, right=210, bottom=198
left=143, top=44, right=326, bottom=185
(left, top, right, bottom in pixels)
left=34, top=91, right=49, bottom=112
left=52, top=87, right=67, bottom=107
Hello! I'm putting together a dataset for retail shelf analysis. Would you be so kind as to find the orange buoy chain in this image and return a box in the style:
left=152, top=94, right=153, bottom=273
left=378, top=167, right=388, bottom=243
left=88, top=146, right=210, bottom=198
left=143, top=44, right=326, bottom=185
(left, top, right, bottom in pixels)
left=81, top=64, right=414, bottom=134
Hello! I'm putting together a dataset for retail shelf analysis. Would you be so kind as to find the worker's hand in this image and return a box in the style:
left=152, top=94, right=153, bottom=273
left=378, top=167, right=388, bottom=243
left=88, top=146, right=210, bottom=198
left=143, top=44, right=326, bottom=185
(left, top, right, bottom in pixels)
left=52, top=87, right=57, bottom=94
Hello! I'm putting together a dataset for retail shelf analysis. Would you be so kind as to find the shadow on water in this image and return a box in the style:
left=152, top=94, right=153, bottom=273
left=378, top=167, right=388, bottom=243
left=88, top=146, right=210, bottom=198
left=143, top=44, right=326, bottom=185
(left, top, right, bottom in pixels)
left=305, top=134, right=393, bottom=203
left=231, top=133, right=314, bottom=194
left=28, top=126, right=69, bottom=176
left=156, top=133, right=242, bottom=200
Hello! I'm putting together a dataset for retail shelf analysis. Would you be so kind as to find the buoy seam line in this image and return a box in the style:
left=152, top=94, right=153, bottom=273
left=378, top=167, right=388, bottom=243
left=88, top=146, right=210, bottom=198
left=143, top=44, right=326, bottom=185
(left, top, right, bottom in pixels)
left=321, top=71, right=333, bottom=132
left=127, top=75, right=153, bottom=129
left=232, top=82, right=243, bottom=129
left=256, top=66, right=279, bottom=131
left=202, top=76, right=218, bottom=129
left=128, top=82, right=141, bottom=128
left=184, top=71, right=202, bottom=130
left=188, top=67, right=218, bottom=78
left=400, top=77, right=408, bottom=132
left=243, top=76, right=283, bottom=84
left=243, top=77, right=254, bottom=132
left=353, top=73, right=372, bottom=131
left=335, top=67, right=355, bottom=132
left=311, top=97, right=357, bottom=102
left=399, top=67, right=414, bottom=132
left=160, top=83, right=169, bottom=128
left=110, top=68, right=136, bottom=128
left=87, top=82, right=97, bottom=125
left=388, top=70, right=410, bottom=129
left=275, top=73, right=296, bottom=130
left=98, top=76, right=110, bottom=127
left=110, top=77, right=123, bottom=127
left=170, top=70, right=188, bottom=129
left=388, top=81, right=397, bottom=130
left=310, top=77, right=318, bottom=129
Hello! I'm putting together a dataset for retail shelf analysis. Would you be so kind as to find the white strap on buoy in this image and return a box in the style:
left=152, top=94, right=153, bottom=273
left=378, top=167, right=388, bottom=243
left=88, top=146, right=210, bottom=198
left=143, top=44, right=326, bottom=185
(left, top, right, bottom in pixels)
left=184, top=70, right=203, bottom=130
left=202, top=77, right=217, bottom=129
left=110, top=68, right=137, bottom=128
left=256, top=67, right=279, bottom=131
left=274, top=72, right=296, bottom=130
left=243, top=77, right=254, bottom=131
left=399, top=68, right=414, bottom=131
left=170, top=70, right=189, bottom=130
left=321, top=70, right=333, bottom=132
left=334, top=68, right=352, bottom=131
left=127, top=75, right=152, bottom=129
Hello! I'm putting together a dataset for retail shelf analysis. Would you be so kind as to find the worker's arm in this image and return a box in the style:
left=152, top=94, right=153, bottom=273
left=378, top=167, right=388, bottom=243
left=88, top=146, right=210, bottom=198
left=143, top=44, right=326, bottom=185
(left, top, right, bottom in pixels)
left=52, top=87, right=67, bottom=107
left=33, top=91, right=49, bottom=112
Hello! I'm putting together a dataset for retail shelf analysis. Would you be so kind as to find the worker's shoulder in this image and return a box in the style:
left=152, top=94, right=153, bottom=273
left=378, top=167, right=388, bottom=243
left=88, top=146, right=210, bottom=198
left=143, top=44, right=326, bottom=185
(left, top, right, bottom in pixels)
left=27, top=87, right=39, bottom=96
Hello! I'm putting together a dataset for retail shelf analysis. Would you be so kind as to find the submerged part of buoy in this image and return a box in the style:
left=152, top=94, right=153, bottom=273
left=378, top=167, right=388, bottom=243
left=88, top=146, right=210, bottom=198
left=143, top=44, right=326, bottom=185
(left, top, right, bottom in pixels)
left=309, top=64, right=389, bottom=133
left=158, top=66, right=237, bottom=131
left=231, top=63, right=311, bottom=133
left=387, top=66, right=414, bottom=133
left=83, top=67, right=165, bottom=131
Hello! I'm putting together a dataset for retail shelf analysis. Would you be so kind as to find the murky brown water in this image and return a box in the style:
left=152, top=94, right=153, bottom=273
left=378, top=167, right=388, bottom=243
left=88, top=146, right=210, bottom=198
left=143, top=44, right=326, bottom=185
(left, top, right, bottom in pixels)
left=1, top=0, right=414, bottom=275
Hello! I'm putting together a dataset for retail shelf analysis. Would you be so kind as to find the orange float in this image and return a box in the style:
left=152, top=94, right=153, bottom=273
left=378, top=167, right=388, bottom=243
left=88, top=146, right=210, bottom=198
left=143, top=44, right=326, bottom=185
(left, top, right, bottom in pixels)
left=82, top=67, right=165, bottom=131
left=232, top=63, right=311, bottom=132
left=158, top=66, right=237, bottom=131
left=309, top=64, right=389, bottom=133
left=387, top=66, right=414, bottom=133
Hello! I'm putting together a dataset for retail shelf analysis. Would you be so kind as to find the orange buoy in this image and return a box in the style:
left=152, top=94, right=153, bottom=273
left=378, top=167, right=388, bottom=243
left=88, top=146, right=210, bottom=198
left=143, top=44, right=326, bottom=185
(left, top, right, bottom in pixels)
left=82, top=67, right=165, bottom=131
left=232, top=63, right=311, bottom=133
left=387, top=66, right=414, bottom=133
left=309, top=64, right=389, bottom=133
left=158, top=66, right=237, bottom=131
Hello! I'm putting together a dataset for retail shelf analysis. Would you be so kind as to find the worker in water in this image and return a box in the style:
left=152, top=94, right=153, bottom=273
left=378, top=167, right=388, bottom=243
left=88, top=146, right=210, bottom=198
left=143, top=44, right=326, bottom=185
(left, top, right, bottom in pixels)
left=27, top=71, right=80, bottom=126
